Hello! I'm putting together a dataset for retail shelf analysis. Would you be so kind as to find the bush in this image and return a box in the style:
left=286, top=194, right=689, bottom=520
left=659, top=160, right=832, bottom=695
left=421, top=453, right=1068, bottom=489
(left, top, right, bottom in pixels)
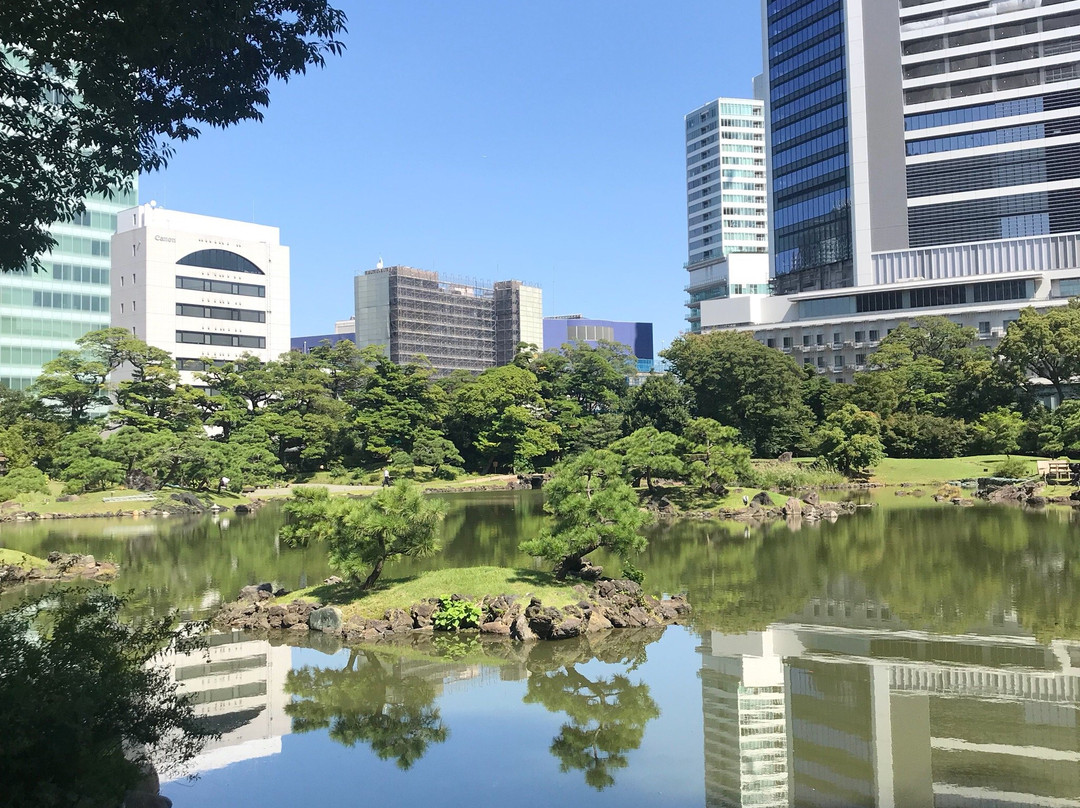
left=995, top=456, right=1032, bottom=479
left=620, top=560, right=645, bottom=585
left=884, top=413, right=970, bottom=459
left=432, top=597, right=481, bottom=632
left=744, top=461, right=845, bottom=491
left=0, top=467, right=50, bottom=501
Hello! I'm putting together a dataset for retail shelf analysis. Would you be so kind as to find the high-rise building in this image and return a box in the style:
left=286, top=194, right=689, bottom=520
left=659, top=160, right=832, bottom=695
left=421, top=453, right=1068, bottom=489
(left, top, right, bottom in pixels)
left=684, top=97, right=770, bottom=330
left=111, top=205, right=291, bottom=385
left=0, top=186, right=137, bottom=391
left=701, top=1, right=1080, bottom=395
left=353, top=265, right=541, bottom=376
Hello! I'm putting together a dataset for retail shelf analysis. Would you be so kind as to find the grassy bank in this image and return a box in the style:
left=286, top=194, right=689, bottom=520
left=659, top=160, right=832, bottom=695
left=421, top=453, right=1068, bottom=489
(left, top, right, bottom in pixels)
left=0, top=549, right=47, bottom=568
left=0, top=482, right=251, bottom=517
left=279, top=566, right=582, bottom=621
left=869, top=456, right=1044, bottom=486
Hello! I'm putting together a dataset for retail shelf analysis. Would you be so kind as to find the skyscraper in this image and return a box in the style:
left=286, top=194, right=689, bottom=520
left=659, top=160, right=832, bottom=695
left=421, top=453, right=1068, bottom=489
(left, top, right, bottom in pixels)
left=701, top=2, right=1080, bottom=392
left=0, top=185, right=137, bottom=391
left=684, top=97, right=770, bottom=330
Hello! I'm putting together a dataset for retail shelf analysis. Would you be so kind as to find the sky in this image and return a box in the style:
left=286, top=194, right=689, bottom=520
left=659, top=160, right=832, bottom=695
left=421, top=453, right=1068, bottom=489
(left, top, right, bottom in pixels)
left=137, top=1, right=765, bottom=354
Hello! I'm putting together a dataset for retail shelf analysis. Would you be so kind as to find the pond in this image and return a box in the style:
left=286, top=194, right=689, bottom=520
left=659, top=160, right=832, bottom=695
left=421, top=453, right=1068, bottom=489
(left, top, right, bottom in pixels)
left=3, top=492, right=1080, bottom=807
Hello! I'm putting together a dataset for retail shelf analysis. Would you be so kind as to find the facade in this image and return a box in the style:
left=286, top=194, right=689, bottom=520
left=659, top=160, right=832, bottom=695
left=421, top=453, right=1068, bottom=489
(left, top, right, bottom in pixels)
left=0, top=185, right=137, bottom=391
left=686, top=253, right=772, bottom=332
left=353, top=265, right=541, bottom=375
left=292, top=316, right=357, bottom=354
left=543, top=315, right=655, bottom=373
left=111, top=205, right=291, bottom=385
left=702, top=1, right=1080, bottom=387
left=684, top=97, right=769, bottom=329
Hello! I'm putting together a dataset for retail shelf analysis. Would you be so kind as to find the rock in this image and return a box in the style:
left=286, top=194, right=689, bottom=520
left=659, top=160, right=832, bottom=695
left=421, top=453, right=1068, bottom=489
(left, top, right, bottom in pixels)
left=386, top=608, right=413, bottom=633
left=233, top=504, right=252, bottom=514
left=308, top=606, right=343, bottom=633
left=551, top=617, right=582, bottom=640
left=628, top=606, right=659, bottom=627
left=82, top=555, right=95, bottom=567
left=238, top=582, right=275, bottom=601
left=777, top=452, right=793, bottom=462
left=411, top=601, right=438, bottom=629
left=169, top=491, right=207, bottom=511
left=267, top=605, right=286, bottom=617
left=802, top=491, right=820, bottom=506
left=289, top=622, right=309, bottom=632
left=282, top=611, right=300, bottom=627
left=783, top=497, right=802, bottom=517
left=586, top=610, right=613, bottom=632
left=1028, top=496, right=1047, bottom=508
left=1, top=500, right=19, bottom=509
left=481, top=620, right=512, bottom=636
left=56, top=494, right=80, bottom=502
left=511, top=613, right=537, bottom=641
left=751, top=491, right=773, bottom=507
left=324, top=575, right=344, bottom=585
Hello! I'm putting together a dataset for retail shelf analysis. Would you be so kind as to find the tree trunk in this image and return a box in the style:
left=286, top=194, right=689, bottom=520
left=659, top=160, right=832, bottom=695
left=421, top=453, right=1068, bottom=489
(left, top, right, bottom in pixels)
left=361, top=557, right=385, bottom=590
left=554, top=543, right=600, bottom=581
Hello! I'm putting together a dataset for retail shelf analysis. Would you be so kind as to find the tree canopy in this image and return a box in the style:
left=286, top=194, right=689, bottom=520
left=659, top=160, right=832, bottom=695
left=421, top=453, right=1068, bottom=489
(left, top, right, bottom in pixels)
left=1, top=0, right=347, bottom=271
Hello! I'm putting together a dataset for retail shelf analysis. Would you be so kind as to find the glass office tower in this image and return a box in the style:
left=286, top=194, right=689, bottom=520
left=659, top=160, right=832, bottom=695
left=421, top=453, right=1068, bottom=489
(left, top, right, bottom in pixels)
left=0, top=185, right=137, bottom=390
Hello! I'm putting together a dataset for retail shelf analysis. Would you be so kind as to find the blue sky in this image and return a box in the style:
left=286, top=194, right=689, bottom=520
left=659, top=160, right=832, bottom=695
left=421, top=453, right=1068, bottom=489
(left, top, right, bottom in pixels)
left=138, top=1, right=764, bottom=353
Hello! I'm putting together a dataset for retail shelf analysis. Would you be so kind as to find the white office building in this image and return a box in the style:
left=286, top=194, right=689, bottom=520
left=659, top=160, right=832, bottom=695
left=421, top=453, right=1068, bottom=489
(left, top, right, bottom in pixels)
left=684, top=96, right=769, bottom=330
left=702, top=1, right=1080, bottom=386
left=111, top=205, right=290, bottom=385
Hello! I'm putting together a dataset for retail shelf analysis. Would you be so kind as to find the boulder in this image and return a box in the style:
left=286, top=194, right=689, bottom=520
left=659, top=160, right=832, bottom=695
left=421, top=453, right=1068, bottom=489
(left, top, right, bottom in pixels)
left=238, top=582, right=274, bottom=601
left=751, top=491, right=773, bottom=507
left=481, top=620, right=512, bottom=636
left=586, top=610, right=613, bottom=633
left=550, top=617, right=582, bottom=640
left=308, top=606, right=343, bottom=633
left=802, top=491, right=820, bottom=506
left=511, top=613, right=538, bottom=641
left=411, top=600, right=438, bottom=629
left=324, top=575, right=344, bottom=585
left=783, top=497, right=802, bottom=517
left=386, top=608, right=413, bottom=633
left=777, top=452, right=794, bottom=462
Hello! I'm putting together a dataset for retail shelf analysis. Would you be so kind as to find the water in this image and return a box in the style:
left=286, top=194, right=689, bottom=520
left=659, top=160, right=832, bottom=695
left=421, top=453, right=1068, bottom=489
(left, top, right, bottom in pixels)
left=3, top=491, right=1080, bottom=806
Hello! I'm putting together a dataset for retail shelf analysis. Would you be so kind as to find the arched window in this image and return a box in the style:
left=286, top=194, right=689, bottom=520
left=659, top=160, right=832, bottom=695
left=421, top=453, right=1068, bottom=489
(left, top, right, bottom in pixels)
left=176, top=249, right=265, bottom=275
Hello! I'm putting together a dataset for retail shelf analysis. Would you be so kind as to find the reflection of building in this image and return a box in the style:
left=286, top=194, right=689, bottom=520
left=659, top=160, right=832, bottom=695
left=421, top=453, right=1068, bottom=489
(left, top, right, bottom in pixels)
left=700, top=604, right=1080, bottom=807
left=353, top=265, right=542, bottom=375
left=111, top=204, right=291, bottom=385
left=162, top=630, right=292, bottom=776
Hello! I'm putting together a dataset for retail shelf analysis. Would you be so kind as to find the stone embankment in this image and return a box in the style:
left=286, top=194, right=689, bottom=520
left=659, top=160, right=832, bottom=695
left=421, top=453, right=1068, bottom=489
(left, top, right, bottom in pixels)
left=651, top=489, right=859, bottom=523
left=0, top=552, right=117, bottom=587
left=213, top=578, right=690, bottom=643
left=0, top=493, right=260, bottom=523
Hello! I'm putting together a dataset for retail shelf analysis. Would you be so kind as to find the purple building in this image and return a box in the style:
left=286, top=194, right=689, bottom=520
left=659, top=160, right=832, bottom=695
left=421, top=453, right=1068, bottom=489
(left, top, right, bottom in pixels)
left=543, top=316, right=654, bottom=373
left=291, top=332, right=356, bottom=353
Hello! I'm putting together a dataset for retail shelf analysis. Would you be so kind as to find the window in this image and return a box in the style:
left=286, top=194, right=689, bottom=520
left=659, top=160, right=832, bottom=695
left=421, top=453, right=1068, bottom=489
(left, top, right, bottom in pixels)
left=176, top=249, right=265, bottom=275
left=175, top=331, right=266, bottom=349
left=176, top=276, right=266, bottom=297
left=832, top=332, right=841, bottom=346
left=855, top=353, right=866, bottom=366
left=854, top=330, right=865, bottom=343
left=175, top=303, right=266, bottom=323
left=978, top=321, right=991, bottom=335
left=816, top=357, right=826, bottom=368
left=815, top=334, right=824, bottom=346
left=834, top=356, right=844, bottom=369
left=783, top=336, right=792, bottom=349
left=869, top=330, right=880, bottom=342
left=802, top=335, right=811, bottom=347
left=767, top=338, right=775, bottom=348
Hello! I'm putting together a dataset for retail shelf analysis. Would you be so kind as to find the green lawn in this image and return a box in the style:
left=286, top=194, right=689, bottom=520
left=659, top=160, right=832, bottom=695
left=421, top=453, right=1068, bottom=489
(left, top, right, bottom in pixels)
left=279, top=565, right=582, bottom=620
left=661, top=486, right=789, bottom=512
left=0, top=485, right=250, bottom=516
left=870, top=456, right=1044, bottom=486
left=0, top=548, right=48, bottom=568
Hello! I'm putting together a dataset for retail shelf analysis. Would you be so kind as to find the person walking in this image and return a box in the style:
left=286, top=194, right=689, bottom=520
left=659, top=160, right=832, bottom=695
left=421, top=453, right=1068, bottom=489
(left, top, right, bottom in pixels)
left=383, top=468, right=391, bottom=487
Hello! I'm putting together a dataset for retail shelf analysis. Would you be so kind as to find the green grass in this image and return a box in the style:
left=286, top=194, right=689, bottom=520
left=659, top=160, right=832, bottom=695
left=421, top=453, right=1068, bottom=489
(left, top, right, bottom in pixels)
left=0, top=485, right=250, bottom=515
left=870, top=456, right=1045, bottom=486
left=0, top=548, right=48, bottom=568
left=278, top=565, right=581, bottom=620
left=661, top=486, right=789, bottom=512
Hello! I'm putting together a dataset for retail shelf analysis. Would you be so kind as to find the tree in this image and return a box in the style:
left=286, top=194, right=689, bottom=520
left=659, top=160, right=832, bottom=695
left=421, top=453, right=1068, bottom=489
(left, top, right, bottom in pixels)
left=1, top=1, right=347, bottom=272
left=682, top=417, right=752, bottom=493
left=883, top=413, right=970, bottom=459
left=0, top=589, right=212, bottom=808
left=662, top=331, right=814, bottom=457
left=623, top=373, right=692, bottom=434
left=972, top=407, right=1025, bottom=456
left=999, top=301, right=1080, bottom=404
left=411, top=429, right=464, bottom=478
left=281, top=482, right=445, bottom=589
left=611, top=427, right=684, bottom=493
left=285, top=649, right=448, bottom=770
left=521, top=450, right=653, bottom=580
left=815, top=404, right=885, bottom=477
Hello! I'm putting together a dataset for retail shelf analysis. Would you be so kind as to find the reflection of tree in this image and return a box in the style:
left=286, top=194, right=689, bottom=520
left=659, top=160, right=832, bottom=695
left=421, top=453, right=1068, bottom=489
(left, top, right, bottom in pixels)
left=284, top=649, right=448, bottom=769
left=523, top=631, right=661, bottom=790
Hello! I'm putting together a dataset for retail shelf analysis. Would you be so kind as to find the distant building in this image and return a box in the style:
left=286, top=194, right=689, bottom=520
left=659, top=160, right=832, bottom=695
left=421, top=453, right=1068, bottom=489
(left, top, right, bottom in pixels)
left=683, top=96, right=769, bottom=330
left=111, top=205, right=291, bottom=385
left=291, top=316, right=358, bottom=354
left=543, top=315, right=654, bottom=373
left=353, top=265, right=541, bottom=376
left=0, top=184, right=137, bottom=391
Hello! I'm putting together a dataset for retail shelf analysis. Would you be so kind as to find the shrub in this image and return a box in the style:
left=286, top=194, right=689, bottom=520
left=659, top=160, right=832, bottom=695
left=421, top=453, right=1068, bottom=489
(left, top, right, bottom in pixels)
left=995, top=456, right=1031, bottom=479
left=744, top=461, right=845, bottom=491
left=432, top=598, right=481, bottom=632
left=0, top=467, right=50, bottom=501
left=884, top=413, right=970, bottom=459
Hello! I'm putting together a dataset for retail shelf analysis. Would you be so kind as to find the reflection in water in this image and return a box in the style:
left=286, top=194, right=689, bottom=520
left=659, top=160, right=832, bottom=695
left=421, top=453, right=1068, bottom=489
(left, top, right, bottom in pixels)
left=523, top=630, right=662, bottom=790
left=284, top=647, right=452, bottom=769
left=161, top=630, right=293, bottom=777
left=701, top=616, right=1080, bottom=808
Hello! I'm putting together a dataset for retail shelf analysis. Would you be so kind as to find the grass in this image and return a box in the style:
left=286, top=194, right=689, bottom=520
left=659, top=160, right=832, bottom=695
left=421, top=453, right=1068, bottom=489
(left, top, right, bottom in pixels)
left=278, top=565, right=581, bottom=621
left=870, top=456, right=1045, bottom=486
left=0, top=485, right=251, bottom=516
left=0, top=548, right=47, bottom=568
left=746, top=461, right=847, bottom=490
left=661, top=486, right=789, bottom=512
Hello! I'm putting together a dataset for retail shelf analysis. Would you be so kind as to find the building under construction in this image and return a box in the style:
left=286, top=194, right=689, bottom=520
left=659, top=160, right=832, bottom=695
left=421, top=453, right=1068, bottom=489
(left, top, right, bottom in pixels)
left=353, top=265, right=542, bottom=375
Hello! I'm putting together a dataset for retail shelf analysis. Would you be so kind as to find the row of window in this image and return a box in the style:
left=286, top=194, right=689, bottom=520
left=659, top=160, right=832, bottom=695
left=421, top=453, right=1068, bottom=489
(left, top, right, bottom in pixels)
left=905, top=36, right=1080, bottom=83
left=905, top=87, right=1080, bottom=132
left=176, top=358, right=229, bottom=372
left=0, top=377, right=33, bottom=392
left=52, top=234, right=110, bottom=258
left=773, top=33, right=843, bottom=84
left=0, top=316, right=100, bottom=340
left=769, top=8, right=841, bottom=61
left=67, top=209, right=119, bottom=232
left=768, top=0, right=841, bottom=41
left=0, top=346, right=59, bottom=368
left=31, top=290, right=109, bottom=313
left=175, top=331, right=266, bottom=349
left=51, top=262, right=110, bottom=285
left=175, top=275, right=266, bottom=297
left=906, top=65, right=1080, bottom=107
left=177, top=249, right=265, bottom=276
left=902, top=9, right=1080, bottom=57
left=908, top=188, right=1080, bottom=248
left=907, top=117, right=1080, bottom=157
left=176, top=303, right=266, bottom=323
